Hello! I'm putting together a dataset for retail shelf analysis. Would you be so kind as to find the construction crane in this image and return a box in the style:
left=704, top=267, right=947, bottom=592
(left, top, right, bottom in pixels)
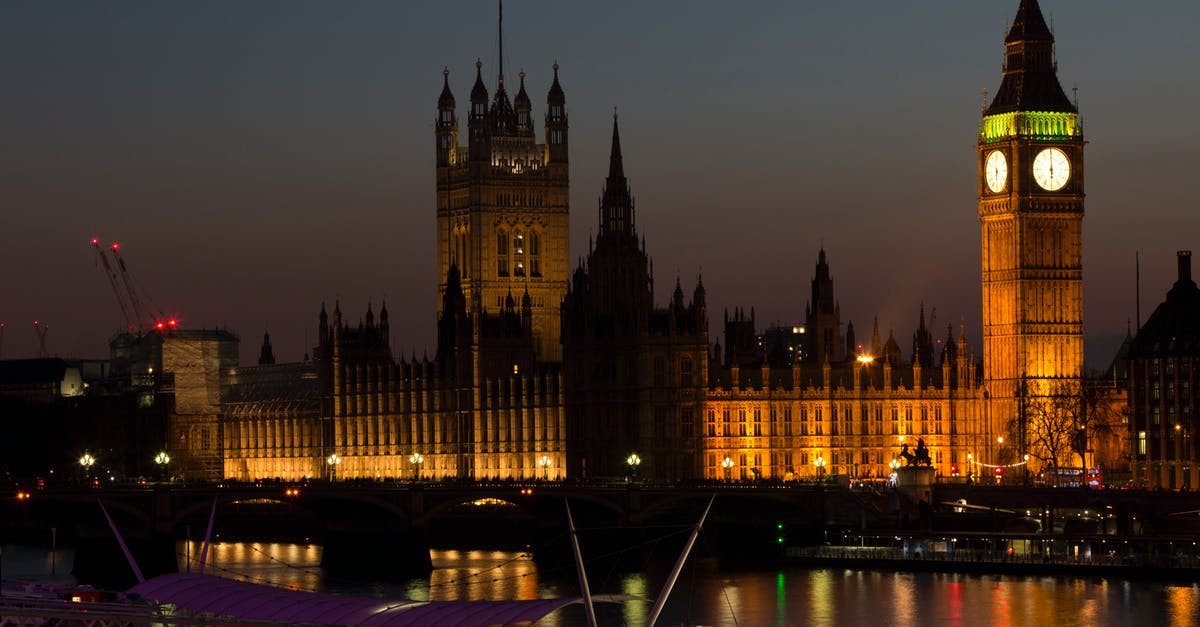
left=89, top=237, right=176, bottom=333
left=109, top=241, right=164, bottom=330
left=92, top=237, right=136, bottom=331
left=33, top=320, right=49, bottom=357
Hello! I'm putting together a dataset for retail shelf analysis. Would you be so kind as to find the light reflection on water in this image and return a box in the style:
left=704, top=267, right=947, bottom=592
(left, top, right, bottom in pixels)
left=7, top=542, right=1200, bottom=625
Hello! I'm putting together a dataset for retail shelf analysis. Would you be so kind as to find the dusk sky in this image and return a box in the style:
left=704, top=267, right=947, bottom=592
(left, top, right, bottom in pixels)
left=3, top=1, right=1197, bottom=369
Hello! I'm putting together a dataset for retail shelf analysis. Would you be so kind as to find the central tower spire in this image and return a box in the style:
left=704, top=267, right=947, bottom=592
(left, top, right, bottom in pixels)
left=599, top=114, right=634, bottom=239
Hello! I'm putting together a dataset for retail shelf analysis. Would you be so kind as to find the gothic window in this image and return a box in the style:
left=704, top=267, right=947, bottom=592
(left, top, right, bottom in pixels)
left=706, top=410, right=716, bottom=437
left=530, top=231, right=541, bottom=277
left=739, top=409, right=747, bottom=436
left=497, top=230, right=509, bottom=276
left=723, top=409, right=731, bottom=436
left=815, top=407, right=824, bottom=436
left=680, top=357, right=693, bottom=387
left=1138, top=431, right=1147, bottom=455
left=784, top=406, right=793, bottom=436
left=682, top=407, right=695, bottom=439
left=653, top=357, right=665, bottom=386
left=891, top=407, right=899, bottom=435
left=753, top=408, right=762, bottom=436
left=800, top=406, right=808, bottom=436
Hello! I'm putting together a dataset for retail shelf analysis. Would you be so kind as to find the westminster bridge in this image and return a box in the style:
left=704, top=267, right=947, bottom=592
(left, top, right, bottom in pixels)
left=4, top=480, right=1200, bottom=587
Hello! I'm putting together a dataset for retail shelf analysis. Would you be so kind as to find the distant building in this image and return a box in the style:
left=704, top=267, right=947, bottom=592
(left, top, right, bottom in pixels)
left=0, top=358, right=84, bottom=404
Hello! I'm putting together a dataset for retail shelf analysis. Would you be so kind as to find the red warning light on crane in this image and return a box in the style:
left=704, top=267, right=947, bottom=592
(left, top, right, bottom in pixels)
left=90, top=237, right=99, bottom=246
left=168, top=319, right=178, bottom=328
left=111, top=242, right=120, bottom=251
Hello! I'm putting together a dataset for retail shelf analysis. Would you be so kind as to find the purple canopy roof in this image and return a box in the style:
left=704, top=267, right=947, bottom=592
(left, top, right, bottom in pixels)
left=129, top=573, right=586, bottom=625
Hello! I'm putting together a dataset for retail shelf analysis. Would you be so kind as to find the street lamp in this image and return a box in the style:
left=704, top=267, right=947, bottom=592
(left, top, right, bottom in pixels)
left=155, top=451, right=170, bottom=482
left=721, top=456, right=734, bottom=484
left=813, top=455, right=827, bottom=484
left=409, top=452, right=424, bottom=481
left=79, top=453, right=95, bottom=483
left=626, top=453, right=642, bottom=481
left=1023, top=453, right=1031, bottom=486
left=326, top=453, right=341, bottom=482
left=538, top=455, right=552, bottom=481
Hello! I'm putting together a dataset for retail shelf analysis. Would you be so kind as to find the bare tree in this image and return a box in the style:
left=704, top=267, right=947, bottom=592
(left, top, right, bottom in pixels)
left=1025, top=385, right=1079, bottom=484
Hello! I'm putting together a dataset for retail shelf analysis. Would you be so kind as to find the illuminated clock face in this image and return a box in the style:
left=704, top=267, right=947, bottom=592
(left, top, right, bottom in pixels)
left=984, top=150, right=1008, bottom=193
left=1032, top=147, right=1071, bottom=191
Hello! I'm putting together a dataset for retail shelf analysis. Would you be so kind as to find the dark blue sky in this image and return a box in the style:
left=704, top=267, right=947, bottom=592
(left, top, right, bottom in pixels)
left=2, top=1, right=1197, bottom=368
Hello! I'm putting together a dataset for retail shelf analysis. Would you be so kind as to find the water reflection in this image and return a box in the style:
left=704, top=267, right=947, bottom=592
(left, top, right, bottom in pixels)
left=8, top=540, right=1200, bottom=625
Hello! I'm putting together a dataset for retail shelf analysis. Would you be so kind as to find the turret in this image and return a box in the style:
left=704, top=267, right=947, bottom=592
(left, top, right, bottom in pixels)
left=379, top=300, right=390, bottom=348
left=514, top=70, right=532, bottom=134
left=318, top=302, right=329, bottom=346
left=436, top=68, right=458, bottom=167
left=469, top=60, right=489, bottom=161
left=258, top=331, right=275, bottom=365
left=545, top=63, right=568, bottom=164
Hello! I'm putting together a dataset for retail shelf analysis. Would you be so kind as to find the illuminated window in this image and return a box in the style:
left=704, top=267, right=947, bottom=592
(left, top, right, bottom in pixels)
left=513, top=232, right=525, bottom=276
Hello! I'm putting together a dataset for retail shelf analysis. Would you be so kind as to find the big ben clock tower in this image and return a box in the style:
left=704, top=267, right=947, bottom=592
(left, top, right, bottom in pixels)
left=979, top=0, right=1084, bottom=456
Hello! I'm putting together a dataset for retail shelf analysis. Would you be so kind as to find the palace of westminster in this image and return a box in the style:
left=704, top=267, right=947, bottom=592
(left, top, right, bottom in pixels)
left=37, top=1, right=1199, bottom=490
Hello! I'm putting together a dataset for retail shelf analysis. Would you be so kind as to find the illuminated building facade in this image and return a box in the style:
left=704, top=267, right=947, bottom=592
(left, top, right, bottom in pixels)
left=702, top=256, right=986, bottom=482
left=978, top=0, right=1085, bottom=463
left=213, top=0, right=1107, bottom=485
left=436, top=61, right=569, bottom=362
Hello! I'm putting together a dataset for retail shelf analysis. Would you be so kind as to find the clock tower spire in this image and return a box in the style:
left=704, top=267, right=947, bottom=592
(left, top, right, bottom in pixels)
left=979, top=0, right=1084, bottom=463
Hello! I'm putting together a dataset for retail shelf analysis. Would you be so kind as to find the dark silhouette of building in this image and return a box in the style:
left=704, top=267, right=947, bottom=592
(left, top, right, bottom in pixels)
left=1128, top=251, right=1200, bottom=488
left=562, top=117, right=709, bottom=480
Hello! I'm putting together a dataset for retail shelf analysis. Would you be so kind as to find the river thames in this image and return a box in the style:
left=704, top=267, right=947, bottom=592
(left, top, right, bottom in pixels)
left=3, top=541, right=1198, bottom=625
